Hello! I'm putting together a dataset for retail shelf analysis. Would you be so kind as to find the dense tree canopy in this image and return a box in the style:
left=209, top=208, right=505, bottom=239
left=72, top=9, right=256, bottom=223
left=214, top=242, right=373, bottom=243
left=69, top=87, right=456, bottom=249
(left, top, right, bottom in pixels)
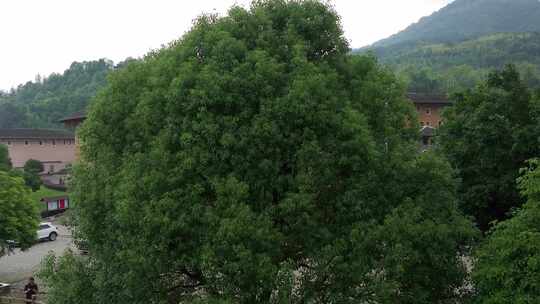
left=439, top=65, right=540, bottom=230
left=41, top=1, right=477, bottom=303
left=0, top=147, right=39, bottom=256
left=9, top=159, right=46, bottom=193
left=0, top=171, right=40, bottom=257
left=21, top=159, right=44, bottom=192
left=473, top=159, right=540, bottom=303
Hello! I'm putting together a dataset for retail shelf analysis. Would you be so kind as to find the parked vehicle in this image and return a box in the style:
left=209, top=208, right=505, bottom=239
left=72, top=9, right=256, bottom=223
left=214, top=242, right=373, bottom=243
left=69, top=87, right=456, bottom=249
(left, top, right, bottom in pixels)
left=37, top=222, right=58, bottom=241
left=0, top=283, right=11, bottom=296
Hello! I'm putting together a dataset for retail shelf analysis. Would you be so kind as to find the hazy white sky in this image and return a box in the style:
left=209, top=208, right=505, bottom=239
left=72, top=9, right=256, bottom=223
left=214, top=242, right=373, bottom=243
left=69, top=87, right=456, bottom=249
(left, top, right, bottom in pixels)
left=0, top=0, right=453, bottom=91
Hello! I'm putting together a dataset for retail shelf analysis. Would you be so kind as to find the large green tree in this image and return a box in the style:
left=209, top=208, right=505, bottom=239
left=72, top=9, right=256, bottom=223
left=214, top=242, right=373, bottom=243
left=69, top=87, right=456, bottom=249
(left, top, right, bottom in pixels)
left=0, top=171, right=40, bottom=257
left=41, top=1, right=477, bottom=303
left=439, top=65, right=540, bottom=230
left=24, top=159, right=44, bottom=174
left=22, top=159, right=44, bottom=191
left=472, top=159, right=540, bottom=303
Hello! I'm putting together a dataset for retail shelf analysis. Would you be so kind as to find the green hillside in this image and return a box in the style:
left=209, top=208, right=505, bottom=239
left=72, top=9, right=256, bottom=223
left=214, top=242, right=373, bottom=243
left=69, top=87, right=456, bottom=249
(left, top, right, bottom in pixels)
left=374, top=0, right=540, bottom=48
left=378, top=33, right=540, bottom=69
left=361, top=0, right=540, bottom=94
left=373, top=33, right=540, bottom=93
left=0, top=59, right=114, bottom=128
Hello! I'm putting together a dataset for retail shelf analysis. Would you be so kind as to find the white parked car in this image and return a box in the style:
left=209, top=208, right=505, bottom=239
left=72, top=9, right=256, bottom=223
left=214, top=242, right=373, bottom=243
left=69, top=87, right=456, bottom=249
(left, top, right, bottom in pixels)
left=37, top=222, right=58, bottom=241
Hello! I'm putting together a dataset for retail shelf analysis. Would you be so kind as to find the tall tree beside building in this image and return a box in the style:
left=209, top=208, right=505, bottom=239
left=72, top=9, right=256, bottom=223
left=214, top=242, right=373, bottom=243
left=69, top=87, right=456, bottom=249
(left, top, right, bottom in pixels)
left=22, top=159, right=44, bottom=192
left=24, top=159, right=44, bottom=174
left=41, top=1, right=477, bottom=303
left=439, top=65, right=540, bottom=230
left=0, top=144, right=11, bottom=171
left=0, top=171, right=40, bottom=257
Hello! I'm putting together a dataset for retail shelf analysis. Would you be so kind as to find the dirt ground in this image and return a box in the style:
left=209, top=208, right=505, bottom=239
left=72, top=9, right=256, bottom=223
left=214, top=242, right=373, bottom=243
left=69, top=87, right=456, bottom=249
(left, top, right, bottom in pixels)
left=0, top=216, right=74, bottom=284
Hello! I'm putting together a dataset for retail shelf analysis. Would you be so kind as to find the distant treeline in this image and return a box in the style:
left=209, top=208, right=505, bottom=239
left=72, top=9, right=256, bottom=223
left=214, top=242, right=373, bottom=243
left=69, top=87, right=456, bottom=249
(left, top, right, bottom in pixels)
left=0, top=59, right=116, bottom=129
left=365, top=33, right=540, bottom=94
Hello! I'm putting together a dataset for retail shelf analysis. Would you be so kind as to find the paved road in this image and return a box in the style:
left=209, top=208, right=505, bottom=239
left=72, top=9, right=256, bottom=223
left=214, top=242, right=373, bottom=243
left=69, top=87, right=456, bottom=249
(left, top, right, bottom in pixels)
left=0, top=222, right=74, bottom=283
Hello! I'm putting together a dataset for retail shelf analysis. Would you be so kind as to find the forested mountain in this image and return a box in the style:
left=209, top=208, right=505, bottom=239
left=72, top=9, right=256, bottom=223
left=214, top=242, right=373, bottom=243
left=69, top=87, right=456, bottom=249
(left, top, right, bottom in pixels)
left=377, top=33, right=540, bottom=93
left=0, top=59, right=114, bottom=128
left=362, top=0, right=540, bottom=93
left=378, top=33, right=540, bottom=69
left=374, top=0, right=540, bottom=48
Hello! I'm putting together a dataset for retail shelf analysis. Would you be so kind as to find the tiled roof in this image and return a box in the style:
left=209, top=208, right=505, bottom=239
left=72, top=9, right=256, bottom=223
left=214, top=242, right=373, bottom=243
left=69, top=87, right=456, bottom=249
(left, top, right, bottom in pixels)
left=0, top=129, right=75, bottom=139
left=407, top=92, right=452, bottom=104
left=59, top=111, right=87, bottom=122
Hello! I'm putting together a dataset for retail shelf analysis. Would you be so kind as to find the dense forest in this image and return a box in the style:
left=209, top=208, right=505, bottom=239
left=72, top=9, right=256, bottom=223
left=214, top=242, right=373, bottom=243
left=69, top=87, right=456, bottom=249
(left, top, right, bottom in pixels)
left=0, top=59, right=113, bottom=128
left=361, top=0, right=540, bottom=93
left=374, top=33, right=540, bottom=93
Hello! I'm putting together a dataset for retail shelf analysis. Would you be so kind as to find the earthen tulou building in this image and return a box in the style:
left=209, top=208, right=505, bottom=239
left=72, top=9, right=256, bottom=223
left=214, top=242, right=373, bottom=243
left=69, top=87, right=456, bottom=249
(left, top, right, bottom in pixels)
left=59, top=111, right=87, bottom=160
left=0, top=128, right=75, bottom=173
left=407, top=92, right=452, bottom=148
left=54, top=93, right=450, bottom=153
